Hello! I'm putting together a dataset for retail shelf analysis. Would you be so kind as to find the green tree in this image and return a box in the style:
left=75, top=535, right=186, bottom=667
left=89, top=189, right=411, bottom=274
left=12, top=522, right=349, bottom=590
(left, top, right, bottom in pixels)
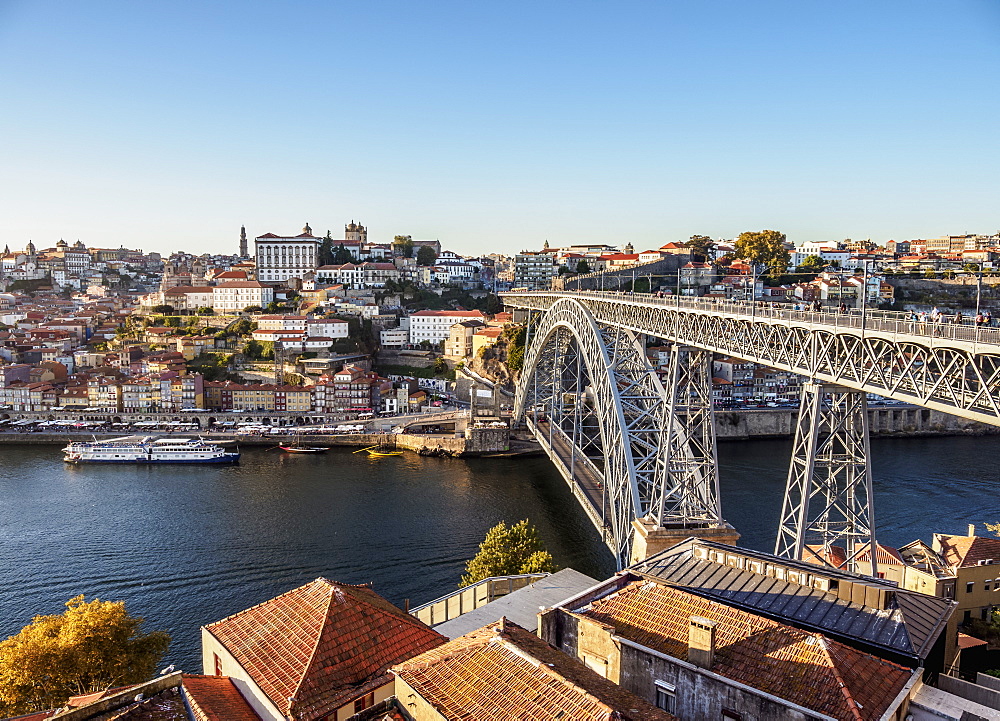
left=483, top=294, right=503, bottom=316
left=229, top=318, right=256, bottom=337
left=150, top=304, right=174, bottom=314
left=319, top=230, right=334, bottom=266
left=196, top=307, right=214, bottom=316
left=459, top=520, right=558, bottom=587
left=504, top=325, right=527, bottom=373
left=332, top=244, right=354, bottom=264
left=558, top=265, right=570, bottom=275
left=243, top=305, right=264, bottom=314
left=686, top=235, right=715, bottom=263
left=576, top=259, right=591, bottom=274
left=0, top=595, right=170, bottom=716
left=416, top=245, right=437, bottom=266
left=735, top=230, right=790, bottom=279
left=432, top=357, right=449, bottom=375
left=795, top=254, right=826, bottom=276
left=393, top=235, right=414, bottom=258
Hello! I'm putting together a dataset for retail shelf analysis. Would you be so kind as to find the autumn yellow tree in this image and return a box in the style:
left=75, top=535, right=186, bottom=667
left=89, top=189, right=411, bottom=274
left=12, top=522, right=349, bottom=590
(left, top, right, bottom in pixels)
left=735, top=229, right=790, bottom=279
left=0, top=595, right=170, bottom=716
left=459, top=519, right=558, bottom=587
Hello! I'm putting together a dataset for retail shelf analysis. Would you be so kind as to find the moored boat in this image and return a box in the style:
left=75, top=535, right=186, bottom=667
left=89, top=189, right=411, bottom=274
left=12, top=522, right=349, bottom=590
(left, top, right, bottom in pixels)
left=353, top=444, right=403, bottom=457
left=279, top=444, right=328, bottom=454
left=63, top=436, right=240, bottom=464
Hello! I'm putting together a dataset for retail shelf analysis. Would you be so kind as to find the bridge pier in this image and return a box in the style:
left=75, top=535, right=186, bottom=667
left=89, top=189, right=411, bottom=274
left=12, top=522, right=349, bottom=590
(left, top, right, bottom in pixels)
left=774, top=382, right=878, bottom=576
left=630, top=518, right=740, bottom=565
left=632, top=345, right=739, bottom=565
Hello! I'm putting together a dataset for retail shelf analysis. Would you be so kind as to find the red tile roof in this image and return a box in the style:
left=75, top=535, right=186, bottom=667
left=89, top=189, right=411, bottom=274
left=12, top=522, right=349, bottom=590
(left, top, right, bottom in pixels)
left=203, top=578, right=446, bottom=721
left=578, top=580, right=913, bottom=721
left=393, top=619, right=674, bottom=721
left=936, top=534, right=1000, bottom=568
left=182, top=674, right=262, bottom=720
left=957, top=633, right=989, bottom=650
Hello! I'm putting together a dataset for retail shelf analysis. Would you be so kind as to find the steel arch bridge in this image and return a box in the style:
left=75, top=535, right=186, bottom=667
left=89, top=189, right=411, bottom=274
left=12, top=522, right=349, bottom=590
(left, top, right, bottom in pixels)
left=503, top=290, right=1000, bottom=569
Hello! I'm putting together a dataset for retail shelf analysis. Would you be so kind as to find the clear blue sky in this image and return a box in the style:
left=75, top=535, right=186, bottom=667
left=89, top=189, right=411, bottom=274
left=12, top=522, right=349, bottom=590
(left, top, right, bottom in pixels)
left=1, top=1, right=998, bottom=257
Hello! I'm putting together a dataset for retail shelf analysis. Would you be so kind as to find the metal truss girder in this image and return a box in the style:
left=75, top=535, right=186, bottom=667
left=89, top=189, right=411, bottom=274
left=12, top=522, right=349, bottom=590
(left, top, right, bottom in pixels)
left=774, top=383, right=877, bottom=576
left=514, top=298, right=670, bottom=569
left=502, top=292, right=1000, bottom=426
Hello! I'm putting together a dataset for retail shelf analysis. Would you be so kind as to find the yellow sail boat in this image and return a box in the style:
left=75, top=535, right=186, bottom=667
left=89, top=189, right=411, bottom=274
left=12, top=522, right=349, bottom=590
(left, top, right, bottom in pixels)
left=353, top=444, right=403, bottom=457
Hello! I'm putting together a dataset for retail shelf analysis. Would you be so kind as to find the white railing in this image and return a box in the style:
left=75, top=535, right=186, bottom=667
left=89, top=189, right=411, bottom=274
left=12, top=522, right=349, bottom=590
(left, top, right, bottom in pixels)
left=409, top=573, right=550, bottom=626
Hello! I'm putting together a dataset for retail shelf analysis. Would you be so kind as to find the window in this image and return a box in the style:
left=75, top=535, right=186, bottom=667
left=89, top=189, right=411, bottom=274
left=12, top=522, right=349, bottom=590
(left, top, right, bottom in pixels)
left=654, top=681, right=675, bottom=713
left=722, top=711, right=743, bottom=721
left=968, top=581, right=975, bottom=594
left=353, top=692, right=375, bottom=713
left=213, top=653, right=222, bottom=676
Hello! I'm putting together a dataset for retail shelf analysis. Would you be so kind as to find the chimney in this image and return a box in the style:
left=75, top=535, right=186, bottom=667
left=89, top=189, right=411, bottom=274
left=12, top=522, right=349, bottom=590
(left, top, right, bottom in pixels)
left=688, top=616, right=717, bottom=669
left=969, top=524, right=976, bottom=537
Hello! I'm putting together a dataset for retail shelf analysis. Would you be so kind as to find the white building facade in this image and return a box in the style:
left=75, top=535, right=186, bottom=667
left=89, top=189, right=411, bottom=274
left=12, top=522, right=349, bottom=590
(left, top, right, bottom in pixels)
left=211, top=281, right=274, bottom=312
left=408, top=310, right=485, bottom=344
left=255, top=224, right=321, bottom=283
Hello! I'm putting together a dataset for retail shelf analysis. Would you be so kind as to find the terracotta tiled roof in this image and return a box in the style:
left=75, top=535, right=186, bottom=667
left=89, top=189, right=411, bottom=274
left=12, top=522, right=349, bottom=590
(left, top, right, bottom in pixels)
left=182, top=674, right=262, bottom=720
left=578, top=580, right=913, bottom=721
left=393, top=619, right=674, bottom=721
left=937, top=534, right=1000, bottom=568
left=957, top=633, right=989, bottom=650
left=203, top=578, right=446, bottom=721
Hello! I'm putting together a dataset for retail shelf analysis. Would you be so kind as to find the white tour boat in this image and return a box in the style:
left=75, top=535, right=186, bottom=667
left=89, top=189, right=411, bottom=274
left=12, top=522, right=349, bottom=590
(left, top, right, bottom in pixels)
left=63, top=436, right=240, bottom=464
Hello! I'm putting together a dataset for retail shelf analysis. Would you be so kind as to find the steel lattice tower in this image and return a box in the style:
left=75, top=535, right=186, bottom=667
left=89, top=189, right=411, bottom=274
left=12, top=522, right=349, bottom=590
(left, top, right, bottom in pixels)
left=654, top=346, right=723, bottom=528
left=774, top=382, right=878, bottom=576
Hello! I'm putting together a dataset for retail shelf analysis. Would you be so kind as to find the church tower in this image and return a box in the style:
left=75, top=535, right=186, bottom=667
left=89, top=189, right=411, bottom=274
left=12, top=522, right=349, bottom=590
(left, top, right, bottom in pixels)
left=239, top=225, right=248, bottom=257
left=345, top=220, right=367, bottom=244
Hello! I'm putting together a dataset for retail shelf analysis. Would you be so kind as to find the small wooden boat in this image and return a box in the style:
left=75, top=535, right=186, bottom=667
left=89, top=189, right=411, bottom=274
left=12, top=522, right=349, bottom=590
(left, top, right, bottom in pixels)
left=279, top=435, right=328, bottom=454
left=353, top=444, right=403, bottom=457
left=279, top=445, right=328, bottom=454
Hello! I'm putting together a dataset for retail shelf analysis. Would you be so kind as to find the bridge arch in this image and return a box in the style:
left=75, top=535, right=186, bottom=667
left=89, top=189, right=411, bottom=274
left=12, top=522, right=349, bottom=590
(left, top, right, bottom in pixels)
left=514, top=298, right=669, bottom=566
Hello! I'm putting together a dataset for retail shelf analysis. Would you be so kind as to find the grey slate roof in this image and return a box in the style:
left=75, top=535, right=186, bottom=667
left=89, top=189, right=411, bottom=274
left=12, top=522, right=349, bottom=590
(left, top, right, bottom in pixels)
left=631, top=538, right=954, bottom=663
left=433, top=568, right=599, bottom=639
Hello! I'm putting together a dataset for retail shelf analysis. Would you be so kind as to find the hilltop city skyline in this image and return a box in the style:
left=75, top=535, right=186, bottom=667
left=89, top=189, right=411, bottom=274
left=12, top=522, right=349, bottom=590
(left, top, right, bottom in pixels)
left=1, top=2, right=998, bottom=256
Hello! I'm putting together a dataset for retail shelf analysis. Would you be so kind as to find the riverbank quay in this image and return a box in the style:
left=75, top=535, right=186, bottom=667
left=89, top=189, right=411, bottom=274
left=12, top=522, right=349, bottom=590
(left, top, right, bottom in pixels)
left=0, top=428, right=515, bottom=456
left=714, top=405, right=1000, bottom=440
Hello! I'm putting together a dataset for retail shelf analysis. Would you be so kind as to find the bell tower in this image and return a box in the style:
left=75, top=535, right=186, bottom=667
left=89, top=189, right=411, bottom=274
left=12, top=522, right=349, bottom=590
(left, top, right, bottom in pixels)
left=239, top=225, right=248, bottom=257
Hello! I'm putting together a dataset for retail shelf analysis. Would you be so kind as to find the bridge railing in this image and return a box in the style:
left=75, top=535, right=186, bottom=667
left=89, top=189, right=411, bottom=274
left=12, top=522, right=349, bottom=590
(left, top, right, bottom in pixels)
left=511, top=290, right=1000, bottom=347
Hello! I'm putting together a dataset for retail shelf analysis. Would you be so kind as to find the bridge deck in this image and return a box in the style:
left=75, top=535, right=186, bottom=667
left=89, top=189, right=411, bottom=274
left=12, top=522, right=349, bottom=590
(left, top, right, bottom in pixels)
left=505, top=290, right=1000, bottom=425
left=527, top=417, right=612, bottom=545
left=508, top=290, right=1000, bottom=349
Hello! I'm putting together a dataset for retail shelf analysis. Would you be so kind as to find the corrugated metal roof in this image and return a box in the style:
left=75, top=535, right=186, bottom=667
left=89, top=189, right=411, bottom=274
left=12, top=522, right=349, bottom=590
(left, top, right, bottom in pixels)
left=631, top=539, right=953, bottom=662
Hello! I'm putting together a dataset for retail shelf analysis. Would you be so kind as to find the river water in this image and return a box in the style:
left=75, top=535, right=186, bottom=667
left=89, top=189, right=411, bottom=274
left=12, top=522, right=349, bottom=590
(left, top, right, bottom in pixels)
left=1, top=436, right=998, bottom=669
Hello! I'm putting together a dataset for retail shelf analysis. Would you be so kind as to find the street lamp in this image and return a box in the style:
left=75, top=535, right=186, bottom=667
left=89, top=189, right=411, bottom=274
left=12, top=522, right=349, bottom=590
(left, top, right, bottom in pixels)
left=861, top=259, right=870, bottom=333
left=975, top=267, right=983, bottom=344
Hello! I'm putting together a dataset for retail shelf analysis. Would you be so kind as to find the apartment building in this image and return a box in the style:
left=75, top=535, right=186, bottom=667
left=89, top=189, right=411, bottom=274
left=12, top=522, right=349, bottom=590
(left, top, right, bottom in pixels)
left=513, top=251, right=555, bottom=290
left=409, top=310, right=485, bottom=345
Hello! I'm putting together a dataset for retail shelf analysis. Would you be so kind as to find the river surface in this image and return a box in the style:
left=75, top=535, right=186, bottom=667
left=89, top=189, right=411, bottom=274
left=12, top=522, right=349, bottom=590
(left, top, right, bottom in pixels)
left=1, top=436, right=999, bottom=669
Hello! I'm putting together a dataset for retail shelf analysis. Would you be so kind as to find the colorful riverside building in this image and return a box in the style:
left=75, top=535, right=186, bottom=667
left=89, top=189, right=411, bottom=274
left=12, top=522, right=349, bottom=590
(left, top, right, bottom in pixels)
left=203, top=381, right=313, bottom=413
